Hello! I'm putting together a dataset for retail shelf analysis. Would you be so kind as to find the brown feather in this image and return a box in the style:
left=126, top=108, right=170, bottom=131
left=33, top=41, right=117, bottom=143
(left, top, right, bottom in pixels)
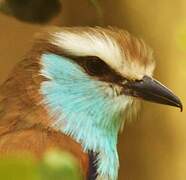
left=0, top=35, right=89, bottom=178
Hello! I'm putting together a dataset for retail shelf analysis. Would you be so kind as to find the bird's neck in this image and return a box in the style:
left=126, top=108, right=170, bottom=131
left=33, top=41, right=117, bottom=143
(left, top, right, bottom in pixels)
left=40, top=53, right=131, bottom=180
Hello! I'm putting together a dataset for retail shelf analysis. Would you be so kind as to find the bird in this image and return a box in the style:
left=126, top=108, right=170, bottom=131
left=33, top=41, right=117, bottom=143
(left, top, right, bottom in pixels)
left=0, top=26, right=182, bottom=180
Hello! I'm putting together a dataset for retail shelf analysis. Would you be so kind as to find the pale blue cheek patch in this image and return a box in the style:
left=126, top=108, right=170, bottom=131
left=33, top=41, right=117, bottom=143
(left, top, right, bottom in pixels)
left=40, top=53, right=128, bottom=180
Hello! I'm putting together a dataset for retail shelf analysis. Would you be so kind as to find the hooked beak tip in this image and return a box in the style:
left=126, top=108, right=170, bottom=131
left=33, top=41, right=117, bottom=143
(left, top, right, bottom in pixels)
left=177, top=101, right=183, bottom=112
left=123, top=76, right=183, bottom=112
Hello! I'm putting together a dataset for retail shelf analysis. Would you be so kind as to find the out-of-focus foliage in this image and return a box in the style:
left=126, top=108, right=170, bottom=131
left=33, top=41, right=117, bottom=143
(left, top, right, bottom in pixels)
left=0, top=150, right=83, bottom=180
left=0, top=0, right=62, bottom=23
left=0, top=0, right=104, bottom=25
left=177, top=25, right=186, bottom=51
left=39, top=151, right=82, bottom=180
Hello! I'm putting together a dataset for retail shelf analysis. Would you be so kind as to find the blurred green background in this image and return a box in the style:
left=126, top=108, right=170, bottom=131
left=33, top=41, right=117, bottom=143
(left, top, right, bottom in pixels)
left=0, top=150, right=82, bottom=180
left=0, top=0, right=186, bottom=180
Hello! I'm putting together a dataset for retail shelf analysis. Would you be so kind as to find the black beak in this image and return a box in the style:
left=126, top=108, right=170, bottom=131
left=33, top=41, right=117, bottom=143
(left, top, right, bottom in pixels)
left=123, top=76, right=183, bottom=111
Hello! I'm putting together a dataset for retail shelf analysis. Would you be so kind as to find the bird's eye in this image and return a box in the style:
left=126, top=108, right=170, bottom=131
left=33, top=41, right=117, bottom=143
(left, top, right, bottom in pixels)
left=84, top=57, right=109, bottom=76
left=73, top=56, right=124, bottom=83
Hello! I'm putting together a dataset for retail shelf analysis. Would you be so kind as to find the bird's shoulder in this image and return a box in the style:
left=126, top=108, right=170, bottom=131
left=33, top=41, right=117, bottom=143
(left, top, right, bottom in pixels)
left=0, top=124, right=89, bottom=177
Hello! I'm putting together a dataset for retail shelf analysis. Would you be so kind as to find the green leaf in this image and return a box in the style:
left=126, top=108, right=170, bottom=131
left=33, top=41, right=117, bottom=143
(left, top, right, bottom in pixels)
left=0, top=155, right=39, bottom=180
left=39, top=150, right=83, bottom=180
left=0, top=150, right=83, bottom=180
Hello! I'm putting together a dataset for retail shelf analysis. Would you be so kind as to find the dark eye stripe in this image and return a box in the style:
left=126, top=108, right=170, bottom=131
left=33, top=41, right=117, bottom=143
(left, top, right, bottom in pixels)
left=72, top=56, right=124, bottom=84
left=49, top=48, right=126, bottom=84
left=43, top=47, right=124, bottom=83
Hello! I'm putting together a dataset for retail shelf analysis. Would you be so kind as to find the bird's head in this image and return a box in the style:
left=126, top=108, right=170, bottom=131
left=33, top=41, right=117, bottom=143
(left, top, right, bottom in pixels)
left=37, top=27, right=182, bottom=148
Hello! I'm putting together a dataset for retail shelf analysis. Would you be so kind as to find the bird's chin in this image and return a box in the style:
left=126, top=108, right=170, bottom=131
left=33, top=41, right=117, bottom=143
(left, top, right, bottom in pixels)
left=117, top=95, right=141, bottom=127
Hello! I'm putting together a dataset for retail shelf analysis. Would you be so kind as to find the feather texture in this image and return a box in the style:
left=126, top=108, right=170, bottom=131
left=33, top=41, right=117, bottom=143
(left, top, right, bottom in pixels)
left=0, top=26, right=155, bottom=180
left=0, top=55, right=89, bottom=178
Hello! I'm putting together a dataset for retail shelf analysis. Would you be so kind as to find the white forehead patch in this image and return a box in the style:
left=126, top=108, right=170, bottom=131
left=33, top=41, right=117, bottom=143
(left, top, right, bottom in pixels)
left=50, top=27, right=155, bottom=79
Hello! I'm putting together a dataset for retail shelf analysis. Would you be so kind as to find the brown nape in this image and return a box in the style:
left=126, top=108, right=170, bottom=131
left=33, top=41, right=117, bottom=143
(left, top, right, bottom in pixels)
left=0, top=36, right=89, bottom=178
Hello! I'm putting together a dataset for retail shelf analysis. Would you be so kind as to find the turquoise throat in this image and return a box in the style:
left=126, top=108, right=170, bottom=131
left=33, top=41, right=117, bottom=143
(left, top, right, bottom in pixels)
left=40, top=53, right=129, bottom=179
